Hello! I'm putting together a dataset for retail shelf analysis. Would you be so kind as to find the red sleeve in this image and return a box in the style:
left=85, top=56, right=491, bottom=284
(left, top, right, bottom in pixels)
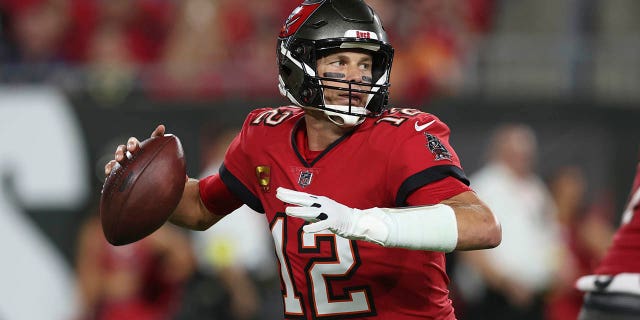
left=198, top=174, right=243, bottom=216
left=405, top=176, right=472, bottom=206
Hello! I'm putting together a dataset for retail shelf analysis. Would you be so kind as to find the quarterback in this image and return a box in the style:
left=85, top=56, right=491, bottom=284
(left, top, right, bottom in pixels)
left=107, top=0, right=501, bottom=318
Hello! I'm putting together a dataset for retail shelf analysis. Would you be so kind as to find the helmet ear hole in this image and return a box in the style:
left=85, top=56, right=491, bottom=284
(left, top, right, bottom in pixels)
left=301, top=89, right=311, bottom=103
left=280, top=65, right=292, bottom=78
left=300, top=88, right=318, bottom=104
left=293, top=43, right=314, bottom=63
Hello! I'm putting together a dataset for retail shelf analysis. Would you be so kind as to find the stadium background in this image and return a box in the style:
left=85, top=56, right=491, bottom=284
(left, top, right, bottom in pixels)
left=1, top=0, right=639, bottom=319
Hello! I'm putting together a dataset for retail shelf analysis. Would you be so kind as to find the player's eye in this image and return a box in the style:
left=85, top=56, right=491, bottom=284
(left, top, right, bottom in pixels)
left=328, top=60, right=344, bottom=67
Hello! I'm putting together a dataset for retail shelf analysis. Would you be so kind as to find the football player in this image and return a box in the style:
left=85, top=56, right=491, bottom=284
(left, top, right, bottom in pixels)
left=106, top=0, right=501, bottom=318
left=576, top=150, right=640, bottom=320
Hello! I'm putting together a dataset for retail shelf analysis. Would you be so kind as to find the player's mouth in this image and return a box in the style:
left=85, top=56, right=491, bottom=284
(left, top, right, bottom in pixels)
left=337, top=92, right=365, bottom=106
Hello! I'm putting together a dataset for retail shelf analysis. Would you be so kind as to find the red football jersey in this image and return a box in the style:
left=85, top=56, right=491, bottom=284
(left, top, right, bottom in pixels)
left=594, top=156, right=640, bottom=274
left=219, top=106, right=470, bottom=319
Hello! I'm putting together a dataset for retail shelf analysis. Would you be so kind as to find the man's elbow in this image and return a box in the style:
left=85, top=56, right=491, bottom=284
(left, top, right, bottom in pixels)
left=475, top=202, right=502, bottom=249
left=486, top=220, right=502, bottom=248
left=189, top=217, right=216, bottom=231
left=169, top=209, right=217, bottom=231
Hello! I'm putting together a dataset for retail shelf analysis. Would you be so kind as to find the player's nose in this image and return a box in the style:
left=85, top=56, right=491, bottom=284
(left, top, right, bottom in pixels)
left=344, top=64, right=362, bottom=83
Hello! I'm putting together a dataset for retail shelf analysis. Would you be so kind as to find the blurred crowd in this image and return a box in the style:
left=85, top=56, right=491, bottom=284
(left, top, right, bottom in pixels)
left=0, top=0, right=495, bottom=104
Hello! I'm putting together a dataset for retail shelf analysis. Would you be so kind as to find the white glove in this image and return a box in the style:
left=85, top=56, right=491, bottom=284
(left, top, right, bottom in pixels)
left=275, top=187, right=391, bottom=245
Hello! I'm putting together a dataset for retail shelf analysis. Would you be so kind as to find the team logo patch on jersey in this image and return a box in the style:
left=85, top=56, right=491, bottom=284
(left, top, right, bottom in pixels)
left=298, top=170, right=313, bottom=188
left=425, top=133, right=451, bottom=161
left=256, top=165, right=271, bottom=192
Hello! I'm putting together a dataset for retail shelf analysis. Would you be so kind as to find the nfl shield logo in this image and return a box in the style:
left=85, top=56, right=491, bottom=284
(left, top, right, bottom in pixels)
left=298, top=171, right=313, bottom=188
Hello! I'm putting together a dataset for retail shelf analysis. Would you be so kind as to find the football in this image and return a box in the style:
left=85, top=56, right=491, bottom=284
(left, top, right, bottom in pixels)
left=100, top=134, right=186, bottom=246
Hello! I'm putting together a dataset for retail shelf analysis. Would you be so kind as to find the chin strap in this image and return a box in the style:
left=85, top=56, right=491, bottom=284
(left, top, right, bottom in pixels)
left=323, top=104, right=367, bottom=127
left=325, top=113, right=364, bottom=127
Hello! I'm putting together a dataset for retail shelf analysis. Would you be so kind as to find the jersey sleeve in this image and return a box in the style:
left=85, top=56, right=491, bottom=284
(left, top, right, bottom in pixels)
left=386, top=113, right=470, bottom=206
left=198, top=174, right=244, bottom=215
left=405, top=176, right=472, bottom=206
left=216, top=108, right=272, bottom=213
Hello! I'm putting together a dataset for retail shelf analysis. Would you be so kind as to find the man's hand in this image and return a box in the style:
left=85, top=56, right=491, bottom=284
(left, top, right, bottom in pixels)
left=275, top=187, right=390, bottom=245
left=104, top=125, right=165, bottom=176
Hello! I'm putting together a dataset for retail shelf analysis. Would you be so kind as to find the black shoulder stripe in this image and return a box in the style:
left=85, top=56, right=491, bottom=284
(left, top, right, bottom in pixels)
left=395, top=165, right=470, bottom=207
left=219, top=163, right=265, bottom=213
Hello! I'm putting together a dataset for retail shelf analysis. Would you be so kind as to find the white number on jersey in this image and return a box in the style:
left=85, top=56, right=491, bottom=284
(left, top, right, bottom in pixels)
left=271, top=215, right=374, bottom=318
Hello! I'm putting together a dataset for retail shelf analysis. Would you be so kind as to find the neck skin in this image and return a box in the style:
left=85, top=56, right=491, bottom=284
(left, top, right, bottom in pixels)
left=303, top=108, right=351, bottom=151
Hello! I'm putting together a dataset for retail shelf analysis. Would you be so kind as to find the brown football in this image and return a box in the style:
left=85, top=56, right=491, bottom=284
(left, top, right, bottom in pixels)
left=100, top=134, right=186, bottom=246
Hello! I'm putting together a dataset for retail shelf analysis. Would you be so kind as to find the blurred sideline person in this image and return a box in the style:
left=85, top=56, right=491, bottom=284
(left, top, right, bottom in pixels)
left=545, top=166, right=615, bottom=320
left=454, top=123, right=567, bottom=320
left=105, top=1, right=501, bottom=318
left=75, top=209, right=195, bottom=320
left=576, top=149, right=640, bottom=320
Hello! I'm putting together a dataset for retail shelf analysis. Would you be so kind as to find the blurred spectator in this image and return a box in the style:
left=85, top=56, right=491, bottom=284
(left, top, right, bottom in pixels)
left=84, top=24, right=139, bottom=105
left=75, top=209, right=195, bottom=320
left=545, top=166, right=615, bottom=320
left=0, top=0, right=71, bottom=82
left=65, top=0, right=177, bottom=103
left=149, top=0, right=291, bottom=100
left=147, top=0, right=226, bottom=99
left=64, top=0, right=176, bottom=64
left=453, top=123, right=568, bottom=320
left=2, top=0, right=70, bottom=63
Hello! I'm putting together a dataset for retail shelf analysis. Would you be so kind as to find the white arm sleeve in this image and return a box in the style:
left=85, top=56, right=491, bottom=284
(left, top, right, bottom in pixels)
left=354, top=204, right=458, bottom=252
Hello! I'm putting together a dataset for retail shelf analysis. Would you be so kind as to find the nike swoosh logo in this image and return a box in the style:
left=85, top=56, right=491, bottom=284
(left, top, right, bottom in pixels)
left=414, top=119, right=436, bottom=132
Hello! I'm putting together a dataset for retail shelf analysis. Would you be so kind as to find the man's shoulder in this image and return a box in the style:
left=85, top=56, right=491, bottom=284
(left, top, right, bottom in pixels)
left=243, top=106, right=303, bottom=128
left=365, top=107, right=449, bottom=138
left=247, top=106, right=303, bottom=119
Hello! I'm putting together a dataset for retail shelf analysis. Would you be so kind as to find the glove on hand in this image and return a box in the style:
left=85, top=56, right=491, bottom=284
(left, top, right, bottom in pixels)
left=276, top=187, right=391, bottom=245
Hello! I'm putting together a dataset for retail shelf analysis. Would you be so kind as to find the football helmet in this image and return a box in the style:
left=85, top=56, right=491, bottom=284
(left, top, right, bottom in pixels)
left=277, top=0, right=394, bottom=126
